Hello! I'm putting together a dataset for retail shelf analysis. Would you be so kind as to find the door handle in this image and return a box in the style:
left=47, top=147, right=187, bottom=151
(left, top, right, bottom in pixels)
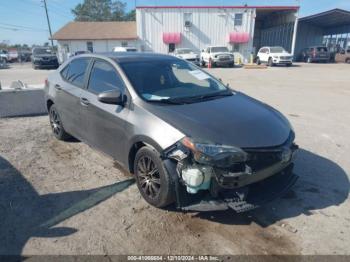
left=54, top=84, right=62, bottom=90
left=80, top=97, right=90, bottom=106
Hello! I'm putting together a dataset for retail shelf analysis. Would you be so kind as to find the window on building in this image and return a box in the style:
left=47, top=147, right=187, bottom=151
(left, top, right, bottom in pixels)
left=88, top=60, right=125, bottom=94
left=168, top=43, right=175, bottom=53
left=121, top=41, right=128, bottom=47
left=184, top=12, right=193, bottom=27
left=64, top=58, right=91, bottom=88
left=87, top=42, right=93, bottom=53
left=234, top=13, right=243, bottom=26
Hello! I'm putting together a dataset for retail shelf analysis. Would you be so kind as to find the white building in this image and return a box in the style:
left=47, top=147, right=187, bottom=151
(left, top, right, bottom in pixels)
left=53, top=6, right=299, bottom=63
left=136, top=6, right=298, bottom=62
left=52, top=21, right=139, bottom=63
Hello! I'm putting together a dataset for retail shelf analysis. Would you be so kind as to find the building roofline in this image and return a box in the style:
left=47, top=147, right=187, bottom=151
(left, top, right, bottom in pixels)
left=53, top=37, right=139, bottom=41
left=136, top=5, right=299, bottom=10
left=299, top=8, right=350, bottom=21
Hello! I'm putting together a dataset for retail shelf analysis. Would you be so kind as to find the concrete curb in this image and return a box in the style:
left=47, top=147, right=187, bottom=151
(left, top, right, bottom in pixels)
left=0, top=88, right=47, bottom=118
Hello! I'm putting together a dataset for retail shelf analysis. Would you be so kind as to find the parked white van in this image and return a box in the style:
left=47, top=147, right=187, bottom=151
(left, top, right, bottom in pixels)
left=113, top=46, right=138, bottom=52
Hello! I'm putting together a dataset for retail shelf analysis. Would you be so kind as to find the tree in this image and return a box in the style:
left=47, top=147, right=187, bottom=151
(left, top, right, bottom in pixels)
left=72, top=0, right=135, bottom=22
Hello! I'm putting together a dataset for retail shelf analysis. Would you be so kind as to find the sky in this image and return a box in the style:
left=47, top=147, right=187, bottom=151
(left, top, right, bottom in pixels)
left=0, top=0, right=349, bottom=46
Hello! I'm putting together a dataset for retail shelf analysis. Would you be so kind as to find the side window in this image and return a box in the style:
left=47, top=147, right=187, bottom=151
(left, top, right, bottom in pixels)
left=234, top=13, right=243, bottom=26
left=60, top=65, right=70, bottom=80
left=65, top=58, right=91, bottom=88
left=87, top=60, right=125, bottom=94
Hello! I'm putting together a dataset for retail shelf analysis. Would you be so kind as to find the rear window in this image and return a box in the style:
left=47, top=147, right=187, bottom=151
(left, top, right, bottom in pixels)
left=317, top=47, right=328, bottom=52
left=62, top=58, right=91, bottom=88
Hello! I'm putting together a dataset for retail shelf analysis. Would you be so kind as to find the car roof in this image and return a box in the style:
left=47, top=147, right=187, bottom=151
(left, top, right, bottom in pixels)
left=79, top=52, right=179, bottom=63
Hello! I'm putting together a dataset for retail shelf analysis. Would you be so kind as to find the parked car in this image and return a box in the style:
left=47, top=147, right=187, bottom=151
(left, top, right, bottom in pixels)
left=173, top=48, right=200, bottom=65
left=200, top=46, right=234, bottom=67
left=8, top=49, right=19, bottom=62
left=113, top=46, right=138, bottom=52
left=335, top=48, right=350, bottom=64
left=256, top=46, right=293, bottom=66
left=44, top=52, right=298, bottom=212
left=31, top=47, right=59, bottom=69
left=18, top=50, right=32, bottom=62
left=0, top=50, right=9, bottom=63
left=299, top=46, right=330, bottom=63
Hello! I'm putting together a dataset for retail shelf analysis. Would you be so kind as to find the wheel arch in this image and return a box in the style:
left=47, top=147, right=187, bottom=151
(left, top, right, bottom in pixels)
left=46, top=99, right=54, bottom=111
left=127, top=136, right=164, bottom=174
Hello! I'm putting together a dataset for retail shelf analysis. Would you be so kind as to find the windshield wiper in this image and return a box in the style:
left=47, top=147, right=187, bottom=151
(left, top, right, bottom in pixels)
left=147, top=99, right=184, bottom=105
left=147, top=90, right=233, bottom=105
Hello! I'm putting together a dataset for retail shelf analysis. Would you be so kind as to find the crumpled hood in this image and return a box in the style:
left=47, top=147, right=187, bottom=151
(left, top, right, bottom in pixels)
left=142, top=93, right=292, bottom=148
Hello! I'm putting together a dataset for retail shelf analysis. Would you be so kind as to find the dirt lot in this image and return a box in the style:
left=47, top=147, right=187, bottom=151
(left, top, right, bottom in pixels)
left=0, top=63, right=349, bottom=256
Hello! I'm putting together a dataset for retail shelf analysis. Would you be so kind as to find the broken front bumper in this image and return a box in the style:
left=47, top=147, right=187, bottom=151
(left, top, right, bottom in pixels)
left=164, top=160, right=298, bottom=213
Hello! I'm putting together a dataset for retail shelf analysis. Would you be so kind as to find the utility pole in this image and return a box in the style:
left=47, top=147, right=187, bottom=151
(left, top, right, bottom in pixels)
left=43, top=0, right=54, bottom=47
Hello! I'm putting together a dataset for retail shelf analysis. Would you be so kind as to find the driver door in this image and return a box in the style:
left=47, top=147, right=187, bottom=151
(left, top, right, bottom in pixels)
left=79, top=58, right=130, bottom=161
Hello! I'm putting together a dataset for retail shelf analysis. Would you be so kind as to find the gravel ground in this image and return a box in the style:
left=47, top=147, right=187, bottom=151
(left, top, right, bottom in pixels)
left=0, top=62, right=349, bottom=256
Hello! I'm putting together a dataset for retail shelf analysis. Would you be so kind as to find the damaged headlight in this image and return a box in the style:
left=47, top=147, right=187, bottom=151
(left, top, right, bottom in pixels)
left=181, top=137, right=248, bottom=167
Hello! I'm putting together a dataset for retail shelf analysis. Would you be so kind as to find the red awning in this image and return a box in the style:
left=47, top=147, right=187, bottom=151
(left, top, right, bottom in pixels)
left=163, top=32, right=181, bottom=44
left=228, top=32, right=250, bottom=43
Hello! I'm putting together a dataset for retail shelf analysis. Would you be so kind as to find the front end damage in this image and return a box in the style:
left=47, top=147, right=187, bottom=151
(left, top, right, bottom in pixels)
left=162, top=134, right=299, bottom=213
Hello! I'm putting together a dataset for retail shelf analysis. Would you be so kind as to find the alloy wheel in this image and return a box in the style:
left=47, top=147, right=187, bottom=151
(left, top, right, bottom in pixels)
left=50, top=108, right=61, bottom=136
left=137, top=156, right=161, bottom=199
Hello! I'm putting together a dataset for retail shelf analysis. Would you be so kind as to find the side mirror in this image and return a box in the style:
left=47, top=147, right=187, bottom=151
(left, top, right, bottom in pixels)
left=201, top=49, right=204, bottom=52
left=266, top=51, right=270, bottom=55
left=98, top=89, right=125, bottom=105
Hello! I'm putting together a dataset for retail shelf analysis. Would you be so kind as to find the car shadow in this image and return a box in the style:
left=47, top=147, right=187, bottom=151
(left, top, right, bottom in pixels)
left=190, top=148, right=349, bottom=226
left=0, top=156, right=135, bottom=255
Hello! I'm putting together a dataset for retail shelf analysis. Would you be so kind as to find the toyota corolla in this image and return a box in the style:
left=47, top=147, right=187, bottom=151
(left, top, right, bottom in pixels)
left=44, top=52, right=298, bottom=212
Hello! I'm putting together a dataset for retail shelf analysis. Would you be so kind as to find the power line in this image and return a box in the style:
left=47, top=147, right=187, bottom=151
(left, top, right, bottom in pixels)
left=0, top=22, right=48, bottom=32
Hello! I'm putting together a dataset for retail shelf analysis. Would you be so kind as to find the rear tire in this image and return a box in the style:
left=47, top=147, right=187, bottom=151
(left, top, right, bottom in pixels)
left=256, top=57, right=261, bottom=65
left=345, top=58, right=350, bottom=64
left=49, top=105, right=71, bottom=141
left=134, top=146, right=176, bottom=208
left=201, top=59, right=206, bottom=67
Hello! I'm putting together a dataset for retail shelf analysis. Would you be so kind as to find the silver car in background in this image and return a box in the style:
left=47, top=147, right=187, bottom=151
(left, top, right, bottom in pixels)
left=45, top=52, right=298, bottom=212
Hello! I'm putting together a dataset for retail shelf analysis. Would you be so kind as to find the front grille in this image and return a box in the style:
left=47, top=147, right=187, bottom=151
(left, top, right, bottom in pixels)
left=219, top=56, right=230, bottom=61
left=280, top=56, right=292, bottom=60
left=246, top=150, right=283, bottom=172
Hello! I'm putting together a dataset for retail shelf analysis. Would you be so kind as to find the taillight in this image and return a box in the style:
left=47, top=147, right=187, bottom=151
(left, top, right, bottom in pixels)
left=45, top=78, right=49, bottom=87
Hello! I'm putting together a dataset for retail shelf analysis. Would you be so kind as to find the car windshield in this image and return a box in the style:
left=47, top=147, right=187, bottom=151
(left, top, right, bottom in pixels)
left=317, top=47, right=328, bottom=52
left=177, top=49, right=192, bottom=54
left=33, top=48, right=53, bottom=55
left=211, top=47, right=229, bottom=53
left=119, top=59, right=231, bottom=104
left=270, top=47, right=286, bottom=53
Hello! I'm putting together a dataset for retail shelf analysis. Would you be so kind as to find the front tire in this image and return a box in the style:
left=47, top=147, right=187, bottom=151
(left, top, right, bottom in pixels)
left=49, top=105, right=71, bottom=141
left=268, top=58, right=274, bottom=67
left=345, top=58, right=350, bottom=64
left=134, top=146, right=175, bottom=208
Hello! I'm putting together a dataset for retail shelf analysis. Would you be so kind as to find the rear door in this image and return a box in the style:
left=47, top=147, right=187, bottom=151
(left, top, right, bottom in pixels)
left=79, top=58, right=130, bottom=161
left=259, top=48, right=269, bottom=62
left=54, top=57, right=91, bottom=139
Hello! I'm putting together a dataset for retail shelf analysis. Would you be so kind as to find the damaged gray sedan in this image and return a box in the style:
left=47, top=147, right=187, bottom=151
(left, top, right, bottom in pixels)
left=45, top=52, right=298, bottom=212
